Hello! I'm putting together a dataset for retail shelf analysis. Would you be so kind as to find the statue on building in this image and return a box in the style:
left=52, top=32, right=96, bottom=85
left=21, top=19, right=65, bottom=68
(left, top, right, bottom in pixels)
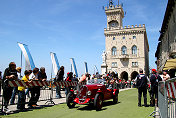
left=109, top=0, right=113, bottom=7
left=102, top=51, right=107, bottom=64
left=101, top=51, right=108, bottom=74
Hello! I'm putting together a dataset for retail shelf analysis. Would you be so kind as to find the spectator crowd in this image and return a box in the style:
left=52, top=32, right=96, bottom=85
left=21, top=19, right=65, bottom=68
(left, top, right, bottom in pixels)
left=0, top=62, right=172, bottom=113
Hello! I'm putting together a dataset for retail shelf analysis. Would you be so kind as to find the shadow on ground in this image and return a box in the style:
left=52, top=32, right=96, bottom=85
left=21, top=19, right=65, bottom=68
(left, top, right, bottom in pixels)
left=0, top=105, right=55, bottom=115
left=77, top=101, right=121, bottom=111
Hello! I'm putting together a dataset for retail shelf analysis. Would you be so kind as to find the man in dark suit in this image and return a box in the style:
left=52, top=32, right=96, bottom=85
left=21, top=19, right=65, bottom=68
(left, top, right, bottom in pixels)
left=135, top=69, right=149, bottom=107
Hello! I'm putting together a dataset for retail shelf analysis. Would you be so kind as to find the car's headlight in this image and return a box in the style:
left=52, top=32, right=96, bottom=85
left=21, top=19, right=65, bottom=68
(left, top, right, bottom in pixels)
left=74, top=90, right=78, bottom=95
left=87, top=91, right=91, bottom=96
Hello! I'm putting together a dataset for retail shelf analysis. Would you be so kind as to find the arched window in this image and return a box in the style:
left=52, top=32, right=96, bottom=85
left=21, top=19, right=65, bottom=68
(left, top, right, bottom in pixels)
left=133, top=36, right=136, bottom=39
left=132, top=45, right=137, bottom=55
left=112, top=47, right=117, bottom=56
left=121, top=46, right=127, bottom=55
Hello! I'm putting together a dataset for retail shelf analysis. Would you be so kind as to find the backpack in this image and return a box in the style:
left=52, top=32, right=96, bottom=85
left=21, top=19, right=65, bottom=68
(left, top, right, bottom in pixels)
left=136, top=75, right=141, bottom=88
left=153, top=74, right=159, bottom=87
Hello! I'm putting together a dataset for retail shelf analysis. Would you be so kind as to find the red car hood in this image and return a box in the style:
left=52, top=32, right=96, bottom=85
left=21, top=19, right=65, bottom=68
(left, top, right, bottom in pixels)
left=85, top=84, right=105, bottom=90
left=74, top=84, right=105, bottom=104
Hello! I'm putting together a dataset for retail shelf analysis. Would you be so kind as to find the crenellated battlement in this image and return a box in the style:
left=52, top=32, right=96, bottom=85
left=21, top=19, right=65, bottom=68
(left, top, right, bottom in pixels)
left=123, top=24, right=145, bottom=29
left=104, top=24, right=146, bottom=31
left=105, top=5, right=122, bottom=10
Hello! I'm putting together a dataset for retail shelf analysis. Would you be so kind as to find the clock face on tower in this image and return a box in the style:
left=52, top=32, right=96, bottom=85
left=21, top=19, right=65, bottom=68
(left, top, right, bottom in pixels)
left=111, top=23, right=116, bottom=27
left=109, top=21, right=119, bottom=28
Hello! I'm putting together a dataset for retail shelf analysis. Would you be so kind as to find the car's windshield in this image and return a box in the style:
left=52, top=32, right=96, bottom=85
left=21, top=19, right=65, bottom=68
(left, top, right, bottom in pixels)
left=87, top=79, right=105, bottom=85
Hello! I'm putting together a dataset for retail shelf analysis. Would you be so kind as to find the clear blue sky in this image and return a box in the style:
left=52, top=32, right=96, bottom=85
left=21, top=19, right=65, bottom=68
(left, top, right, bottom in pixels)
left=0, top=0, right=168, bottom=78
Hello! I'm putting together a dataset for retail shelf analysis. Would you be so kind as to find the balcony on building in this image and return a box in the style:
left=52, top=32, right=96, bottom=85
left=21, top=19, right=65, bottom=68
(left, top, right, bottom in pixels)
left=119, top=54, right=129, bottom=59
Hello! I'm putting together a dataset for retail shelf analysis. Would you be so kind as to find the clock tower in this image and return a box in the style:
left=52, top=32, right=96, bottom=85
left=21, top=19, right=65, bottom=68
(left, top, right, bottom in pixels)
left=102, top=0, right=149, bottom=81
left=105, top=0, right=124, bottom=29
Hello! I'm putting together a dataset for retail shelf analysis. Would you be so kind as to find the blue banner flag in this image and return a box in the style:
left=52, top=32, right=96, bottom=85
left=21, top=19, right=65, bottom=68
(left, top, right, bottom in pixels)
left=50, top=52, right=60, bottom=76
left=70, top=58, right=78, bottom=77
left=84, top=62, right=88, bottom=73
left=18, top=43, right=35, bottom=70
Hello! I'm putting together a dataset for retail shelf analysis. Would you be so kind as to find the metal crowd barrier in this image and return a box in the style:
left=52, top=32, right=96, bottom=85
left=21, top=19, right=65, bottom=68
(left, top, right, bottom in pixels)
left=0, top=80, right=86, bottom=114
left=4, top=87, right=53, bottom=105
left=158, top=78, right=176, bottom=118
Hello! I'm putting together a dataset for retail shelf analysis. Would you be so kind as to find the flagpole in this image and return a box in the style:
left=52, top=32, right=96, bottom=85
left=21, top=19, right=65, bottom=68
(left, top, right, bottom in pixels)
left=20, top=51, right=22, bottom=77
left=50, top=52, right=54, bottom=104
left=45, top=60, right=55, bottom=105
left=51, top=64, right=53, bottom=81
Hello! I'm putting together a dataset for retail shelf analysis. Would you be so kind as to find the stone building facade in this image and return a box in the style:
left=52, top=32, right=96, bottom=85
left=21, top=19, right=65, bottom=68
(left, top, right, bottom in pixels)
left=155, top=0, right=176, bottom=77
left=102, top=3, right=149, bottom=80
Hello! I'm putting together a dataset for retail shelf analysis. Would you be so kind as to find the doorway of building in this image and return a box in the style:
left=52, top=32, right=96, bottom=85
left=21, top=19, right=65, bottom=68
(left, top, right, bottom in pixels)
left=131, top=71, right=139, bottom=80
left=120, top=71, right=128, bottom=81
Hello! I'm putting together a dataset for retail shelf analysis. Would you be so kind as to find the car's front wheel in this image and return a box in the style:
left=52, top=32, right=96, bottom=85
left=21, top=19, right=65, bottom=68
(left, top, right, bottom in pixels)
left=94, top=93, right=103, bottom=111
left=66, top=92, right=76, bottom=108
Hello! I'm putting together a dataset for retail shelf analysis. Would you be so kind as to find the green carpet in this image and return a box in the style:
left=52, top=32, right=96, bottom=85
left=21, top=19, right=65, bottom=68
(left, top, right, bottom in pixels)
left=2, top=89, right=154, bottom=118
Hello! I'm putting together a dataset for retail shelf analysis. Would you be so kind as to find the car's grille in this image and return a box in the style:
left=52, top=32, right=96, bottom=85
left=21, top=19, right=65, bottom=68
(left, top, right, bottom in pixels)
left=78, top=85, right=88, bottom=103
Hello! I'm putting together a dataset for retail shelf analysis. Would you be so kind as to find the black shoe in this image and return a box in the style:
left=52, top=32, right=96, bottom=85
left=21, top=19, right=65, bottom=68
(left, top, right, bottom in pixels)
left=150, top=104, right=154, bottom=107
left=144, top=105, right=148, bottom=107
left=19, top=108, right=26, bottom=111
left=138, top=105, right=142, bottom=107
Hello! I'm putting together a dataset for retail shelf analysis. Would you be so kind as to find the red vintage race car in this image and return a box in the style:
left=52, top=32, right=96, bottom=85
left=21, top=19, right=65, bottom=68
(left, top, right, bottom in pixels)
left=66, top=79, right=119, bottom=111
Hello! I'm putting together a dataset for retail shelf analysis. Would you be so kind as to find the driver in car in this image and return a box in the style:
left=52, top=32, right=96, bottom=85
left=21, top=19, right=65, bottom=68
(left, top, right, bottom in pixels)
left=105, top=78, right=114, bottom=90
